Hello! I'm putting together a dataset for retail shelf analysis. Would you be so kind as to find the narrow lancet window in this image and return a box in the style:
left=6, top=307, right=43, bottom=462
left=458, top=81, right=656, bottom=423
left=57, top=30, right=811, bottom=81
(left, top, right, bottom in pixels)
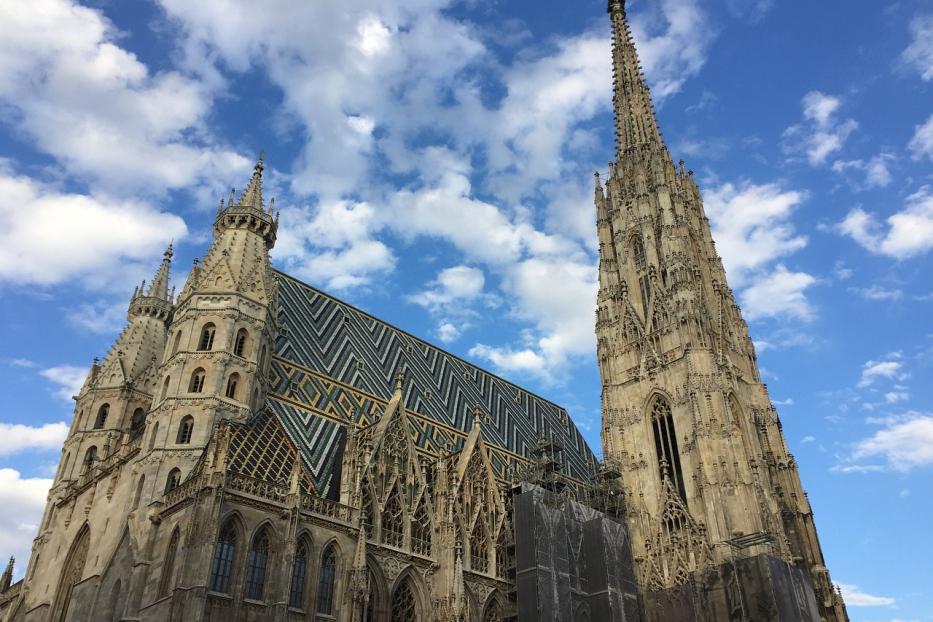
left=650, top=397, right=687, bottom=504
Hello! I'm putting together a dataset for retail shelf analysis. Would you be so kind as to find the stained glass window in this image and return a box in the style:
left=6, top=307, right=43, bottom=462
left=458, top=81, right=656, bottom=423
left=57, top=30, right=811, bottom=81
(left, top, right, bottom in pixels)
left=244, top=528, right=270, bottom=600
left=288, top=540, right=308, bottom=609
left=390, top=577, right=417, bottom=622
left=316, top=545, right=337, bottom=614
left=209, top=522, right=237, bottom=593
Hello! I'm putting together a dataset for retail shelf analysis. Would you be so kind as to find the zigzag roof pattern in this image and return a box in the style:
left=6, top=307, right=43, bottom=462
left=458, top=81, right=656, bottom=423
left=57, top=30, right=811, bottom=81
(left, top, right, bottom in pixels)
left=268, top=270, right=597, bottom=497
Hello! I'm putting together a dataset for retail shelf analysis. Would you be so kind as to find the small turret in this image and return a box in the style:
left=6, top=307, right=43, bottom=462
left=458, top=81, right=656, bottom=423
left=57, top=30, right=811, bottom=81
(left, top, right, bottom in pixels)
left=0, top=556, right=12, bottom=591
left=213, top=154, right=277, bottom=248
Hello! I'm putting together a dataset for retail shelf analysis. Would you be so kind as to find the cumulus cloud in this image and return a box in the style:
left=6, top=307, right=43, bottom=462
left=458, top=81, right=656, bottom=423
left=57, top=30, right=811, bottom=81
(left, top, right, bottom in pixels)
left=908, top=114, right=933, bottom=161
left=0, top=422, right=68, bottom=456
left=0, top=0, right=246, bottom=194
left=836, top=187, right=933, bottom=259
left=409, top=265, right=489, bottom=344
left=849, top=414, right=933, bottom=472
left=831, top=153, right=895, bottom=189
left=0, top=167, right=186, bottom=290
left=901, top=13, right=933, bottom=82
left=857, top=357, right=907, bottom=388
left=40, top=365, right=88, bottom=401
left=835, top=583, right=895, bottom=607
left=740, top=265, right=816, bottom=321
left=0, top=469, right=53, bottom=579
left=783, top=92, right=858, bottom=166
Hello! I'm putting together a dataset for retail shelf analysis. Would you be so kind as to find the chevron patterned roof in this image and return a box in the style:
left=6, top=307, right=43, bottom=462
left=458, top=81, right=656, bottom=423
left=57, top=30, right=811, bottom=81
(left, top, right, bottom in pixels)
left=267, top=270, right=597, bottom=498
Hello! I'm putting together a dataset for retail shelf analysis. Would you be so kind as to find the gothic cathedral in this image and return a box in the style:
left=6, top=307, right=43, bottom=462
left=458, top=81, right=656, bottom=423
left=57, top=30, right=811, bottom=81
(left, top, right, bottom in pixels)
left=0, top=2, right=847, bottom=621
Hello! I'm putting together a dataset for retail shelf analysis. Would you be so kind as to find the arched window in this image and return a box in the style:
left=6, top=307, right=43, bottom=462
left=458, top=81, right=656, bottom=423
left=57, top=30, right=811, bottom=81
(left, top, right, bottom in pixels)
left=651, top=397, right=687, bottom=503
left=496, top=526, right=512, bottom=579
left=209, top=521, right=237, bottom=593
left=633, top=235, right=647, bottom=271
left=176, top=416, right=194, bottom=444
left=159, top=528, right=179, bottom=597
left=471, top=520, right=489, bottom=573
left=363, top=569, right=378, bottom=622
left=390, top=576, right=418, bottom=622
left=244, top=527, right=270, bottom=601
left=164, top=468, right=181, bottom=494
left=225, top=373, right=239, bottom=399
left=289, top=539, right=309, bottom=609
left=382, top=487, right=403, bottom=547
left=161, top=376, right=171, bottom=401
left=258, top=344, right=267, bottom=371
left=83, top=446, right=98, bottom=469
left=94, top=404, right=109, bottom=429
left=58, top=452, right=71, bottom=481
left=50, top=524, right=90, bottom=622
left=484, top=598, right=503, bottom=622
left=130, top=408, right=145, bottom=435
left=189, top=368, right=206, bottom=393
left=132, top=475, right=146, bottom=511
left=171, top=331, right=182, bottom=355
left=316, top=545, right=337, bottom=615
left=411, top=498, right=431, bottom=556
left=148, top=421, right=160, bottom=451
left=234, top=328, right=249, bottom=357
left=198, top=323, right=216, bottom=351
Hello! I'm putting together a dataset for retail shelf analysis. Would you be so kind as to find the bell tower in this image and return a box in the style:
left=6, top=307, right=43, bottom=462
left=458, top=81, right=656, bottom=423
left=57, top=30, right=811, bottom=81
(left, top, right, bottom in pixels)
left=596, top=1, right=848, bottom=619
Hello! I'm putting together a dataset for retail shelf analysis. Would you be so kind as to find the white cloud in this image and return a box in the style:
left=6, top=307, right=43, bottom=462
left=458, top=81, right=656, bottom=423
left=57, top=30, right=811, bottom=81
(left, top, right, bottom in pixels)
left=704, top=181, right=807, bottom=284
left=848, top=415, right=933, bottom=471
left=836, top=187, right=933, bottom=259
left=66, top=300, right=127, bottom=334
left=410, top=265, right=486, bottom=312
left=908, top=114, right=933, bottom=161
left=739, top=265, right=816, bottom=321
left=857, top=357, right=907, bottom=388
left=884, top=391, right=909, bottom=404
left=0, top=469, right=53, bottom=579
left=801, top=435, right=816, bottom=443
left=783, top=91, right=858, bottom=166
left=0, top=0, right=246, bottom=194
left=0, top=167, right=186, bottom=290
left=39, top=365, right=87, bottom=401
left=850, top=285, right=903, bottom=301
left=724, top=0, right=774, bottom=22
left=0, top=422, right=68, bottom=456
left=831, top=153, right=895, bottom=189
left=901, top=13, right=933, bottom=82
left=437, top=322, right=461, bottom=344
left=835, top=583, right=895, bottom=607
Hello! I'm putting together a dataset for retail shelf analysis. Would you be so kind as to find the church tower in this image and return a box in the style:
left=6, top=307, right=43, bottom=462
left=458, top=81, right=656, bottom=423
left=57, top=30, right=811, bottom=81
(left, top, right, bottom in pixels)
left=596, top=1, right=848, bottom=619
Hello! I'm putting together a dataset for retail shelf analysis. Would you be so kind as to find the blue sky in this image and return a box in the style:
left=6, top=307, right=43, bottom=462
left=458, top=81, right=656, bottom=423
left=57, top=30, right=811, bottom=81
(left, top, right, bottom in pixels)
left=0, top=0, right=931, bottom=616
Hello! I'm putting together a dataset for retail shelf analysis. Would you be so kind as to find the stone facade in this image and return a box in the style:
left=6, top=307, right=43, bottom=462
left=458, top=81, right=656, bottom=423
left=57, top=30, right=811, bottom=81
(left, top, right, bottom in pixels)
left=0, top=2, right=851, bottom=621
left=595, top=1, right=848, bottom=620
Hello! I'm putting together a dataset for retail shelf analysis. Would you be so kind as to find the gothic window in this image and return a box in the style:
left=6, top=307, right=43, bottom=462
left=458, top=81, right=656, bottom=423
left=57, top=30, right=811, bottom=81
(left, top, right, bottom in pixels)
left=94, top=404, right=109, bottom=429
left=650, top=397, right=687, bottom=504
left=164, top=468, right=181, bottom=494
left=171, top=331, right=182, bottom=355
left=244, top=527, right=270, bottom=601
left=189, top=368, right=206, bottom=393
left=148, top=422, right=159, bottom=451
left=198, top=323, right=216, bottom=351
left=639, top=274, right=651, bottom=318
left=159, top=528, right=179, bottom=597
left=484, top=598, right=503, bottom=622
left=496, top=526, right=512, bottom=579
left=83, top=446, right=98, bottom=469
left=51, top=524, right=90, bottom=622
left=209, top=521, right=237, bottom=593
left=633, top=235, right=647, bottom=271
left=471, top=520, right=489, bottom=573
left=316, top=545, right=337, bottom=615
left=382, top=487, right=404, bottom=547
left=411, top=498, right=431, bottom=556
left=176, top=416, right=194, bottom=444
left=132, top=475, right=145, bottom=510
left=225, top=373, right=239, bottom=399
left=234, top=328, right=249, bottom=357
left=130, top=408, right=145, bottom=435
left=288, top=539, right=309, bottom=609
left=390, top=577, right=418, bottom=622
left=364, top=569, right=378, bottom=622
left=258, top=344, right=267, bottom=372
left=361, top=485, right=375, bottom=539
left=161, top=376, right=171, bottom=401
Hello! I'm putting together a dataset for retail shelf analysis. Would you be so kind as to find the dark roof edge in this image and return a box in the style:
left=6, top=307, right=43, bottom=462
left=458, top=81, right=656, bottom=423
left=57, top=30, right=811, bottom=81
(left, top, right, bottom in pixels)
left=272, top=268, right=577, bottom=417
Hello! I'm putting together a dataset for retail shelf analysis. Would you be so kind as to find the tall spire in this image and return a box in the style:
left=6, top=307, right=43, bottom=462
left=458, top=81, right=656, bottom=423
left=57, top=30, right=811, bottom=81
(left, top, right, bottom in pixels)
left=146, top=244, right=174, bottom=301
left=236, top=152, right=265, bottom=211
left=608, top=0, right=664, bottom=156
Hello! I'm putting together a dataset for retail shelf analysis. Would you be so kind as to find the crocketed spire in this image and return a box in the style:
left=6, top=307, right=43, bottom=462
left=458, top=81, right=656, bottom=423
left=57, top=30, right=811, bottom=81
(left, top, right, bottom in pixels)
left=236, top=152, right=265, bottom=211
left=608, top=0, right=664, bottom=155
left=146, top=244, right=174, bottom=302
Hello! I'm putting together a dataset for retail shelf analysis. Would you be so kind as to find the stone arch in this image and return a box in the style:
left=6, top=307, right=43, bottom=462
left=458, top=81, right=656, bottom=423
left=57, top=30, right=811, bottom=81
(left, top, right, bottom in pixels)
left=244, top=523, right=273, bottom=600
left=482, top=591, right=505, bottom=622
left=289, top=531, right=314, bottom=610
left=147, top=421, right=160, bottom=451
left=363, top=554, right=389, bottom=622
left=159, top=526, right=180, bottom=597
left=209, top=513, right=245, bottom=594
left=314, top=539, right=342, bottom=615
left=388, top=565, right=428, bottom=622
left=646, top=392, right=687, bottom=504
left=51, top=522, right=90, bottom=622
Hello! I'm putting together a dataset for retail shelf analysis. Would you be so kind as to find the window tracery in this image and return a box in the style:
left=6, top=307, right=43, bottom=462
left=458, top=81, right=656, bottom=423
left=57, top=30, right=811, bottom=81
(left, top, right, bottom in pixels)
left=244, top=527, right=270, bottom=600
left=209, top=521, right=237, bottom=593
left=317, top=545, right=337, bottom=614
left=390, top=577, right=418, bottom=622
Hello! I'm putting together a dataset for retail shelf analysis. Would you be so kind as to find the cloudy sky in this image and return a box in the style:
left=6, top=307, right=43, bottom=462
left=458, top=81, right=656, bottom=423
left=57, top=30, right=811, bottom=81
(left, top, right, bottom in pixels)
left=0, top=0, right=931, bottom=616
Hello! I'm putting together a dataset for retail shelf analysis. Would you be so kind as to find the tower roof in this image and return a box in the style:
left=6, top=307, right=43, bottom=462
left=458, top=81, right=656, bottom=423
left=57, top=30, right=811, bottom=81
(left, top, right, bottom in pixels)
left=145, top=244, right=174, bottom=302
left=236, top=152, right=265, bottom=212
left=608, top=0, right=665, bottom=155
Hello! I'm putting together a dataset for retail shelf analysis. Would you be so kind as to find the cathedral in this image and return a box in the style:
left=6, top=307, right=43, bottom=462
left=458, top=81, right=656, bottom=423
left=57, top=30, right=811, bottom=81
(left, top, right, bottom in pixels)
left=0, top=1, right=849, bottom=621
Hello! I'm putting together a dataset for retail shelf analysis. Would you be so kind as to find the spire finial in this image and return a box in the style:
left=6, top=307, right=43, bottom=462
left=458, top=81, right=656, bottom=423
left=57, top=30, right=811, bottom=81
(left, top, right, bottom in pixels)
left=145, top=243, right=174, bottom=300
left=236, top=152, right=266, bottom=210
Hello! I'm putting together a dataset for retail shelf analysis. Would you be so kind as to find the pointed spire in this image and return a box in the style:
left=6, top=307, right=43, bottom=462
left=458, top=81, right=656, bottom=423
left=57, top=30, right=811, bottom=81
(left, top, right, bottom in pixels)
left=1, top=556, right=12, bottom=590
left=236, top=152, right=265, bottom=211
left=146, top=244, right=173, bottom=301
left=608, top=0, right=664, bottom=156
